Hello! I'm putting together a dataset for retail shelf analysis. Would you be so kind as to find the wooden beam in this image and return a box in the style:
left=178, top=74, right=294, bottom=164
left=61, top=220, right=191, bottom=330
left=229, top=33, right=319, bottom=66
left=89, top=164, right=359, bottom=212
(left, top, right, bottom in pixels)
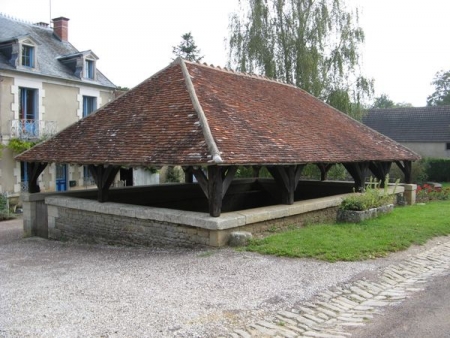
left=395, top=160, right=412, bottom=183
left=343, top=162, right=369, bottom=191
left=267, top=165, right=304, bottom=204
left=316, top=163, right=334, bottom=181
left=208, top=166, right=223, bottom=217
left=252, top=166, right=261, bottom=177
left=88, top=165, right=120, bottom=202
left=192, top=167, right=208, bottom=197
left=182, top=166, right=194, bottom=183
left=26, top=162, right=48, bottom=193
left=369, top=161, right=392, bottom=187
left=191, top=166, right=237, bottom=217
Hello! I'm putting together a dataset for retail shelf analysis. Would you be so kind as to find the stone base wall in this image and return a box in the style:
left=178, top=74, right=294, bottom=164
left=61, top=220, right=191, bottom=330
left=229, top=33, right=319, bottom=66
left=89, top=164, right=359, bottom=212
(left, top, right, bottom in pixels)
left=47, top=202, right=340, bottom=247
left=48, top=205, right=210, bottom=247
left=21, top=182, right=410, bottom=247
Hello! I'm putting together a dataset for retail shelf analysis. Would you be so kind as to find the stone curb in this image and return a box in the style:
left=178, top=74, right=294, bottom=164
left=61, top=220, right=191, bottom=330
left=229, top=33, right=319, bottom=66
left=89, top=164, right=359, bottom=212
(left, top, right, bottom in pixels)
left=227, top=240, right=450, bottom=337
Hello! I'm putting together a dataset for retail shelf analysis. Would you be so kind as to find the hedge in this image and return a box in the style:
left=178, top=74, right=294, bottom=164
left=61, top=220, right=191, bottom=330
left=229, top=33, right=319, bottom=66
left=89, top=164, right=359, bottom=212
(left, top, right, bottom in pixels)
left=426, top=158, right=450, bottom=182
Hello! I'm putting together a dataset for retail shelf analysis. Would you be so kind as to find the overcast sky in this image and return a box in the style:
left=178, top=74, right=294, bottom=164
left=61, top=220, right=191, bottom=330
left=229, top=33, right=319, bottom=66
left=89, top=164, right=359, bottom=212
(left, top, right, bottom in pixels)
left=2, top=0, right=450, bottom=107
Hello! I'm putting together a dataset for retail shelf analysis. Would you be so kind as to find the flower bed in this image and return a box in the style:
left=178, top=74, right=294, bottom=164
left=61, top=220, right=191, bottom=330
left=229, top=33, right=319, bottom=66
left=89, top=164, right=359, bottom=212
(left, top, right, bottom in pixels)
left=417, top=183, right=450, bottom=202
left=337, top=204, right=394, bottom=223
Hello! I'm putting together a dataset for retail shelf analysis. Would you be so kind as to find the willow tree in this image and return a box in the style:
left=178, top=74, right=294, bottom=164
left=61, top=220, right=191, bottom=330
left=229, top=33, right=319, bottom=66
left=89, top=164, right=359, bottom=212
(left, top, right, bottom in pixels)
left=228, top=0, right=373, bottom=119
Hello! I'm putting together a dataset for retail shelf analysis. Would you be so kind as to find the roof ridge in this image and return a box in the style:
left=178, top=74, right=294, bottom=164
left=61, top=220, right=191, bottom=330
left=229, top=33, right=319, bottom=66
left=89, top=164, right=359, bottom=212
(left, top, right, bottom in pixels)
left=178, top=58, right=223, bottom=164
left=183, top=59, right=299, bottom=90
left=0, top=12, right=52, bottom=31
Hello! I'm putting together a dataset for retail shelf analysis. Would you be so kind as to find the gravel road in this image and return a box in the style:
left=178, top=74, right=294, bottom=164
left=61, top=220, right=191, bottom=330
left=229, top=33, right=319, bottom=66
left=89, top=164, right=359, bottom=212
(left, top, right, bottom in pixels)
left=0, top=217, right=439, bottom=337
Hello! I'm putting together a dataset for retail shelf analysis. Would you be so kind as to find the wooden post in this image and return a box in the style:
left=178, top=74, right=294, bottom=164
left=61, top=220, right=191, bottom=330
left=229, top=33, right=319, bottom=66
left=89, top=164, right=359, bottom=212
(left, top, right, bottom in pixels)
left=88, top=165, right=120, bottom=202
left=369, top=161, right=392, bottom=187
left=26, top=162, right=48, bottom=193
left=267, top=165, right=304, bottom=204
left=316, top=163, right=333, bottom=181
left=395, top=160, right=412, bottom=184
left=192, top=166, right=237, bottom=217
left=183, top=166, right=194, bottom=183
left=343, top=162, right=369, bottom=191
left=208, top=166, right=223, bottom=217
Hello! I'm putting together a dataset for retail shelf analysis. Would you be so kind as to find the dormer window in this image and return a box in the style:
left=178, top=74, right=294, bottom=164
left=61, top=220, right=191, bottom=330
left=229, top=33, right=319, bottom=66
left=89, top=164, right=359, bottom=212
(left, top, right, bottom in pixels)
left=85, top=59, right=95, bottom=79
left=0, top=36, right=38, bottom=69
left=21, top=44, right=34, bottom=67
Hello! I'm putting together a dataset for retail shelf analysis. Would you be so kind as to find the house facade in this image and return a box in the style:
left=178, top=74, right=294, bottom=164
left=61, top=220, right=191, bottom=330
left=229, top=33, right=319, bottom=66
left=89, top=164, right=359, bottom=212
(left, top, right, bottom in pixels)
left=363, top=106, right=450, bottom=159
left=0, top=14, right=116, bottom=198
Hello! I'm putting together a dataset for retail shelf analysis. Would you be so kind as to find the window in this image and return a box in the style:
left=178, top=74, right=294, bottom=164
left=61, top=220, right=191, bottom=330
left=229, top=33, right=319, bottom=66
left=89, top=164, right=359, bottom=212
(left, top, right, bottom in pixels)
left=85, top=59, right=94, bottom=79
left=20, top=88, right=37, bottom=120
left=82, top=96, right=97, bottom=117
left=447, top=143, right=450, bottom=150
left=21, top=45, right=34, bottom=67
left=19, top=87, right=38, bottom=137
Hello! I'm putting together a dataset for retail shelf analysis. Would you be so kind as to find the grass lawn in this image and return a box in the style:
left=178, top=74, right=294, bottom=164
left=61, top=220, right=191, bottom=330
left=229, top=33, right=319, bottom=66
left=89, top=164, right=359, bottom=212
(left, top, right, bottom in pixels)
left=245, top=200, right=450, bottom=262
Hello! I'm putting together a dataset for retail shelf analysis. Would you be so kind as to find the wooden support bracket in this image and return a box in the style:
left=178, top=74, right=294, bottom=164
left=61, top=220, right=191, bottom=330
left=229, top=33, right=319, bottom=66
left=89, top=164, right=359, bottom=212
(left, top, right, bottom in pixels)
left=395, top=160, right=412, bottom=183
left=26, top=162, right=48, bottom=193
left=316, top=163, right=334, bottom=181
left=192, top=166, right=237, bottom=217
left=88, top=165, right=120, bottom=202
left=267, top=165, right=304, bottom=204
left=369, top=161, right=392, bottom=187
left=343, top=162, right=369, bottom=191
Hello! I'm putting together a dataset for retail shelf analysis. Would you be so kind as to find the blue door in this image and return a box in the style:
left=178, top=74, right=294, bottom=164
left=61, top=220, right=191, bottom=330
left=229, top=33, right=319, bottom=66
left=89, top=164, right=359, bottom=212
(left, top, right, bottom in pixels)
left=56, top=164, right=67, bottom=191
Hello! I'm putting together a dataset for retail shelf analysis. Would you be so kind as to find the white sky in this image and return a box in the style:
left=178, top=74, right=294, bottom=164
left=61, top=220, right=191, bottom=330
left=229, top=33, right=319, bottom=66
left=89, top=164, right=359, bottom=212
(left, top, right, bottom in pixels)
left=2, top=0, right=450, bottom=107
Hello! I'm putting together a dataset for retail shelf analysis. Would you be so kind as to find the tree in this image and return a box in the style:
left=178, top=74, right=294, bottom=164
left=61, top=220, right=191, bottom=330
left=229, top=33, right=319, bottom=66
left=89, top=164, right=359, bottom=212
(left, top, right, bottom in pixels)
left=228, top=0, right=373, bottom=119
left=172, top=32, right=204, bottom=62
left=371, top=94, right=412, bottom=109
left=427, top=70, right=450, bottom=106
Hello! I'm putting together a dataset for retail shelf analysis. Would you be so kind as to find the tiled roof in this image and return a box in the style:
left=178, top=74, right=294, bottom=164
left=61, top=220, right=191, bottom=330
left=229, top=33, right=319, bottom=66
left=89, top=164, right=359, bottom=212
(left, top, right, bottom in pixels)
left=363, top=106, right=450, bottom=143
left=0, top=14, right=115, bottom=88
left=16, top=58, right=420, bottom=166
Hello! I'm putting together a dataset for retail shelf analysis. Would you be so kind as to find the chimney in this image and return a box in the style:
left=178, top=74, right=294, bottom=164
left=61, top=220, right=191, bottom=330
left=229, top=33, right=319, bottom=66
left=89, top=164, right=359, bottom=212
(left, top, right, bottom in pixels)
left=52, top=17, right=70, bottom=41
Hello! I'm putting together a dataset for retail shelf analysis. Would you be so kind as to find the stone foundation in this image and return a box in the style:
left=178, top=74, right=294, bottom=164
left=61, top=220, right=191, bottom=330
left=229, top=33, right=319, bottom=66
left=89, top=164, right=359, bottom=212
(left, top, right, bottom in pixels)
left=21, top=181, right=408, bottom=247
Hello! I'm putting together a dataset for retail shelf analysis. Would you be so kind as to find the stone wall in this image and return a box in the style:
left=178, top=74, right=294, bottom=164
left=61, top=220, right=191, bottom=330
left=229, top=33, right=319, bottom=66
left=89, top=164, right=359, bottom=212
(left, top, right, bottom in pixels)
left=22, top=181, right=409, bottom=247
left=48, top=205, right=210, bottom=247
left=43, top=193, right=347, bottom=247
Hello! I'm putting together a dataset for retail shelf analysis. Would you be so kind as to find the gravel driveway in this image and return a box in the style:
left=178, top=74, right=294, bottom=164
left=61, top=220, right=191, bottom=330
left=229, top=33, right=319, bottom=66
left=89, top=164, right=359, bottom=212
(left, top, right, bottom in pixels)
left=0, top=217, right=436, bottom=337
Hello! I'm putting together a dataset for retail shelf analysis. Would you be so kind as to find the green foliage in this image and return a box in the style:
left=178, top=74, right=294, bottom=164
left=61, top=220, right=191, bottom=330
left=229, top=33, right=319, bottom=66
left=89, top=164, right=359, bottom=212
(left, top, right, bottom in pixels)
left=235, top=166, right=272, bottom=178
left=228, top=0, right=374, bottom=118
left=166, top=166, right=181, bottom=183
left=301, top=164, right=321, bottom=180
left=371, top=93, right=412, bottom=109
left=327, top=164, right=348, bottom=180
left=7, top=138, right=40, bottom=154
left=144, top=166, right=158, bottom=174
left=340, top=177, right=396, bottom=211
left=172, top=32, right=204, bottom=62
left=0, top=194, right=10, bottom=220
left=245, top=200, right=450, bottom=262
left=301, top=163, right=348, bottom=181
left=425, top=158, right=450, bottom=182
left=427, top=70, right=450, bottom=106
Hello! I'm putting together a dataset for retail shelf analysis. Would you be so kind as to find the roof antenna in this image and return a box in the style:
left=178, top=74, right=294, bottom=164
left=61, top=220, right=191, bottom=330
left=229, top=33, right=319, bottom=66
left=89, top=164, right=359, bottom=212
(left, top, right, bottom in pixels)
left=49, top=0, right=52, bottom=27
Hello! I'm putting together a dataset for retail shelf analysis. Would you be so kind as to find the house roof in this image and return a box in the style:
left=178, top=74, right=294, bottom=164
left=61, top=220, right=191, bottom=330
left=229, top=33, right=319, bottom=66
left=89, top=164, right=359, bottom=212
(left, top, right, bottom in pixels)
left=0, top=14, right=115, bottom=88
left=363, top=106, right=450, bottom=143
left=16, top=58, right=420, bottom=166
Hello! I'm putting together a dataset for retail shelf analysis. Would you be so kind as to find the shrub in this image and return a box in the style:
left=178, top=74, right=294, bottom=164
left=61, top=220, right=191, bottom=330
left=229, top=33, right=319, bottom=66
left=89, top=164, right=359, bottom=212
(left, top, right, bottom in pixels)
left=340, top=176, right=396, bottom=211
left=426, top=158, right=450, bottom=182
left=0, top=194, right=10, bottom=220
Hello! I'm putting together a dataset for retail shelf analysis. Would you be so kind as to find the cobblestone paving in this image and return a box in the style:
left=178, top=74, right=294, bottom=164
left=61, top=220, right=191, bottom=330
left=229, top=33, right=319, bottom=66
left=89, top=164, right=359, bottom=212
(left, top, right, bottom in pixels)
left=227, top=240, right=450, bottom=338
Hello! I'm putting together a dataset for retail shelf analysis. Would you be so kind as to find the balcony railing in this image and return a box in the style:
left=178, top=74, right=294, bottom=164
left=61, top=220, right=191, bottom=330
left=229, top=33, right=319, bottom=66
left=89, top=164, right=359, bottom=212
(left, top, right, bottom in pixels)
left=10, top=119, right=57, bottom=139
